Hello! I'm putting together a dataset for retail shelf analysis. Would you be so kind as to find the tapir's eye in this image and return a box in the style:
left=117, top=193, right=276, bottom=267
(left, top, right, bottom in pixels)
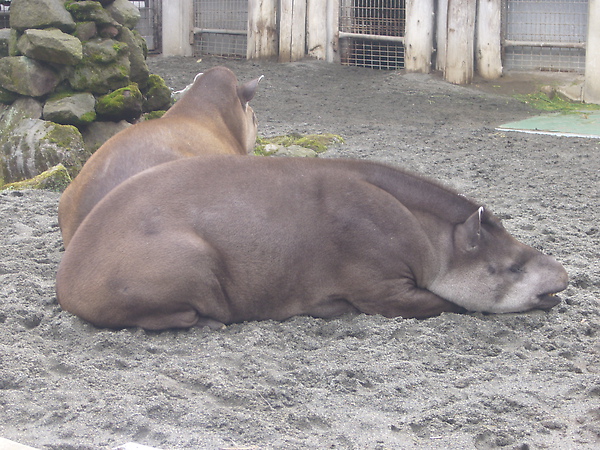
left=509, top=264, right=524, bottom=274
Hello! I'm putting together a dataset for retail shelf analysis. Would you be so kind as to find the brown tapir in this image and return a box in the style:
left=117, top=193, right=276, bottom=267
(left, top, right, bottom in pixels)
left=56, top=156, right=569, bottom=330
left=58, top=66, right=262, bottom=248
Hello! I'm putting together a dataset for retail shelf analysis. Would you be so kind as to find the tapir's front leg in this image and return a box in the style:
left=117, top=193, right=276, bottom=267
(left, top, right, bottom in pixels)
left=354, top=279, right=465, bottom=319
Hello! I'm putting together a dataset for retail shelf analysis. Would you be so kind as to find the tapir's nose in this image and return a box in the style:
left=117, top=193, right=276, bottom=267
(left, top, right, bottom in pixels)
left=552, top=257, right=569, bottom=292
left=535, top=254, right=569, bottom=310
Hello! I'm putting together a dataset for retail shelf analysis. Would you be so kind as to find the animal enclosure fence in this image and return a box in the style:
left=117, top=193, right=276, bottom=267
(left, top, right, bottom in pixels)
left=193, top=0, right=248, bottom=58
left=0, top=2, right=10, bottom=29
left=503, top=0, right=588, bottom=72
left=129, top=0, right=162, bottom=53
left=339, top=0, right=406, bottom=70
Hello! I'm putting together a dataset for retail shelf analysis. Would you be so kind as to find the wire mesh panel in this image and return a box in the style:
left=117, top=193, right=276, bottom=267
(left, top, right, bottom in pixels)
left=344, top=40, right=405, bottom=69
left=339, top=0, right=406, bottom=70
left=129, top=0, right=161, bottom=53
left=0, top=2, right=10, bottom=29
left=193, top=0, right=248, bottom=58
left=503, top=0, right=588, bottom=72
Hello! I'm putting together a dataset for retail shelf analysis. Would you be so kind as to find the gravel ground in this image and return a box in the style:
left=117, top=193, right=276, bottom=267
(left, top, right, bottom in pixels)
left=0, top=56, right=599, bottom=449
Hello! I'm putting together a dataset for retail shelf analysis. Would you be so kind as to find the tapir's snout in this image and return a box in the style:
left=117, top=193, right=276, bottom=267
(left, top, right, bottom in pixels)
left=533, top=255, right=569, bottom=311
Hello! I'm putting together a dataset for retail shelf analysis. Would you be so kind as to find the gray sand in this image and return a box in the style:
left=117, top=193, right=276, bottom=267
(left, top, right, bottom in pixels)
left=1, top=56, right=599, bottom=449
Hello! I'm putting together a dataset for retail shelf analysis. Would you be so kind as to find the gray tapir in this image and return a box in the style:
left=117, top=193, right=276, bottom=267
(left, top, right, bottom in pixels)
left=55, top=156, right=569, bottom=330
left=58, top=66, right=263, bottom=248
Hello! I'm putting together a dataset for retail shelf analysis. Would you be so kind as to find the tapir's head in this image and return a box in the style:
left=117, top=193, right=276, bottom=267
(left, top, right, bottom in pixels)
left=430, top=207, right=569, bottom=314
left=171, top=67, right=263, bottom=154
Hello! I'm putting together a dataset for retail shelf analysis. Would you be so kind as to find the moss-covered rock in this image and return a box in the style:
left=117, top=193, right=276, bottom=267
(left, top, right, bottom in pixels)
left=9, top=0, right=76, bottom=33
left=82, top=38, right=129, bottom=65
left=96, top=83, right=143, bottom=121
left=0, top=97, right=43, bottom=132
left=0, top=29, right=11, bottom=58
left=68, top=41, right=131, bottom=94
left=17, top=28, right=83, bottom=66
left=254, top=133, right=344, bottom=156
left=2, top=163, right=71, bottom=191
left=140, top=110, right=167, bottom=121
left=0, top=86, right=19, bottom=104
left=81, top=119, right=131, bottom=154
left=1, top=118, right=89, bottom=185
left=106, top=0, right=141, bottom=29
left=43, top=92, right=96, bottom=126
left=74, top=21, right=98, bottom=41
left=0, top=56, right=60, bottom=97
left=143, top=74, right=172, bottom=112
left=66, top=0, right=118, bottom=26
left=118, top=27, right=149, bottom=87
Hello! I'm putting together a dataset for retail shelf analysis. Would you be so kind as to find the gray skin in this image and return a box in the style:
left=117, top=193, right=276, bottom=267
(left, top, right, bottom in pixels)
left=58, top=66, right=262, bottom=249
left=56, top=156, right=569, bottom=330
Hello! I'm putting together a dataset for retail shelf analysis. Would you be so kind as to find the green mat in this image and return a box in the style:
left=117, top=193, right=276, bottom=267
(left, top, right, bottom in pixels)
left=497, top=111, right=600, bottom=138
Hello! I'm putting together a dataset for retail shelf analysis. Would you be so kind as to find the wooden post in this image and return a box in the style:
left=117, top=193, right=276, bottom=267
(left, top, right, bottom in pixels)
left=405, top=0, right=434, bottom=73
left=161, top=0, right=193, bottom=56
left=279, top=0, right=307, bottom=62
left=436, top=0, right=448, bottom=71
left=307, top=0, right=326, bottom=60
left=326, top=0, right=340, bottom=63
left=445, top=0, right=476, bottom=84
left=584, top=0, right=600, bottom=103
left=247, top=0, right=278, bottom=59
left=476, top=0, right=502, bottom=79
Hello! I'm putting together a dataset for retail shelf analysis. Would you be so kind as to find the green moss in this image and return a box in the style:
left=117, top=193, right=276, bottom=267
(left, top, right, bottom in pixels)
left=97, top=83, right=141, bottom=110
left=113, top=42, right=127, bottom=53
left=254, top=133, right=344, bottom=155
left=79, top=111, right=97, bottom=124
left=142, top=110, right=166, bottom=120
left=45, top=124, right=81, bottom=148
left=47, top=89, right=78, bottom=102
left=96, top=83, right=143, bottom=120
left=2, top=164, right=71, bottom=192
left=514, top=92, right=600, bottom=113
left=147, top=74, right=165, bottom=90
left=66, top=0, right=114, bottom=25
left=143, top=74, right=173, bottom=112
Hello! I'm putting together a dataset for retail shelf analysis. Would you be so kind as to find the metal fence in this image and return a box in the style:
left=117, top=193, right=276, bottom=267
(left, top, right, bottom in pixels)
left=0, top=2, right=10, bottom=29
left=503, top=0, right=588, bottom=72
left=339, top=0, right=406, bottom=70
left=129, top=0, right=162, bottom=53
left=193, top=0, right=248, bottom=58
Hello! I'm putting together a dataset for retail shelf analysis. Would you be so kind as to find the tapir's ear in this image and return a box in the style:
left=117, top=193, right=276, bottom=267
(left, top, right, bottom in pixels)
left=456, top=207, right=484, bottom=251
left=238, top=75, right=264, bottom=109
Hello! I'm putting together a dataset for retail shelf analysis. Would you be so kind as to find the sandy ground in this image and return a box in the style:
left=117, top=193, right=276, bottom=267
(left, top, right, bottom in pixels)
left=1, top=56, right=599, bottom=449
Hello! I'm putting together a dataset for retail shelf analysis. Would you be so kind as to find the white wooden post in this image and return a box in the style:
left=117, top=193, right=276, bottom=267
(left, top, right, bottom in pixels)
left=405, top=0, right=434, bottom=73
left=248, top=0, right=278, bottom=59
left=326, top=0, right=340, bottom=62
left=279, top=0, right=307, bottom=62
left=436, top=0, right=448, bottom=71
left=584, top=0, right=600, bottom=103
left=445, top=0, right=476, bottom=84
left=476, top=0, right=502, bottom=79
left=307, top=0, right=327, bottom=60
left=161, top=0, right=193, bottom=56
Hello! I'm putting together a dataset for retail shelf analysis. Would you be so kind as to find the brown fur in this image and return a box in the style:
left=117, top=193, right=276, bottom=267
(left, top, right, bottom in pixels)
left=56, top=156, right=568, bottom=330
left=58, top=66, right=261, bottom=248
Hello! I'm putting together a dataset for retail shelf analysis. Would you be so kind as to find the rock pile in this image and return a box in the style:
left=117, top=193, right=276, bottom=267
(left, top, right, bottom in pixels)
left=0, top=0, right=173, bottom=187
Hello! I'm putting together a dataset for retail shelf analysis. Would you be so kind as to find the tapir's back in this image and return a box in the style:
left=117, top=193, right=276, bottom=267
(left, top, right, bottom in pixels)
left=57, top=156, right=440, bottom=327
left=58, top=67, right=261, bottom=249
left=57, top=155, right=567, bottom=330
